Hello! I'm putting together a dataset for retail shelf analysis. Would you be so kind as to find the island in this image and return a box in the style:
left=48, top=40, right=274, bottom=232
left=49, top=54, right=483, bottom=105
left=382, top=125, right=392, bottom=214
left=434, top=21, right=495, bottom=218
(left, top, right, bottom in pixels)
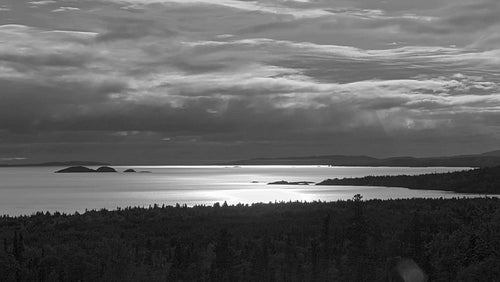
left=268, top=180, right=315, bottom=185
left=123, top=168, right=136, bottom=173
left=55, top=166, right=117, bottom=173
left=55, top=166, right=97, bottom=173
left=95, top=166, right=117, bottom=173
left=317, top=165, right=500, bottom=194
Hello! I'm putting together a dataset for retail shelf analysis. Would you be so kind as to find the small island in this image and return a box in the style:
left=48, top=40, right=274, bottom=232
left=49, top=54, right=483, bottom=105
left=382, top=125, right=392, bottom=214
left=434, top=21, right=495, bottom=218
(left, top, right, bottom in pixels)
left=268, top=180, right=315, bottom=185
left=55, top=166, right=117, bottom=173
left=95, top=166, right=117, bottom=173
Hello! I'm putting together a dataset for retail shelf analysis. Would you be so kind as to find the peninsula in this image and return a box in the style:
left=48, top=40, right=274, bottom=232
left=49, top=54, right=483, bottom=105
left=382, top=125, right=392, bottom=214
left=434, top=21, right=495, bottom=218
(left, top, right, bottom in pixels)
left=317, top=165, right=500, bottom=194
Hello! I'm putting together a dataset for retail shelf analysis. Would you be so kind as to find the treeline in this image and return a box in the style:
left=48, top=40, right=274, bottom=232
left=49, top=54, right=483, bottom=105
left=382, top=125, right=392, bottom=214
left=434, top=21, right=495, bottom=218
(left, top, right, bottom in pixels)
left=1, top=197, right=500, bottom=281
left=317, top=166, right=500, bottom=193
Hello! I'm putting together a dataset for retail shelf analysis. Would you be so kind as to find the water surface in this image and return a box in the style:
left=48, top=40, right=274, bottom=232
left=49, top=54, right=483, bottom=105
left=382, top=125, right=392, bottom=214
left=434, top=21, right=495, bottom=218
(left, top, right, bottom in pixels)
left=0, top=166, right=485, bottom=216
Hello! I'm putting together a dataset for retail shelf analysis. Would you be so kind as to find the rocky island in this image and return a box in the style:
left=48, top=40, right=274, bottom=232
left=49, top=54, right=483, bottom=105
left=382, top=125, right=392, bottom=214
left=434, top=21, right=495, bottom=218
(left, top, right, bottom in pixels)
left=55, top=166, right=117, bottom=173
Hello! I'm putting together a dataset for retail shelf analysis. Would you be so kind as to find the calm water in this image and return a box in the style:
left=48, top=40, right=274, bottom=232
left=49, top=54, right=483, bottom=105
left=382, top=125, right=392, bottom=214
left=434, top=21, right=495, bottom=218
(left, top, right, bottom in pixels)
left=0, top=166, right=486, bottom=216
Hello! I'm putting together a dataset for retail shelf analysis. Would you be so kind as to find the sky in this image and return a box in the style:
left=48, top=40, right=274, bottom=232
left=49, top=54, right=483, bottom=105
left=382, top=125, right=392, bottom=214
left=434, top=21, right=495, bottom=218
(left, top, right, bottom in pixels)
left=0, top=0, right=499, bottom=164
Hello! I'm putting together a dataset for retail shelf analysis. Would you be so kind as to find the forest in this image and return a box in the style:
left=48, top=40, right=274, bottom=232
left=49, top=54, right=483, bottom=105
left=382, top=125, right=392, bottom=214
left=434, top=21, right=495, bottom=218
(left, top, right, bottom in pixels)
left=1, top=196, right=499, bottom=281
left=317, top=165, right=500, bottom=193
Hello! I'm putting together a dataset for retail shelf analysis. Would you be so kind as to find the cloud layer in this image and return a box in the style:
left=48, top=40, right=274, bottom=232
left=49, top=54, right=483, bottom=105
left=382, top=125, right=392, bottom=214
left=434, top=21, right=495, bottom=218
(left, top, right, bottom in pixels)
left=0, top=0, right=499, bottom=163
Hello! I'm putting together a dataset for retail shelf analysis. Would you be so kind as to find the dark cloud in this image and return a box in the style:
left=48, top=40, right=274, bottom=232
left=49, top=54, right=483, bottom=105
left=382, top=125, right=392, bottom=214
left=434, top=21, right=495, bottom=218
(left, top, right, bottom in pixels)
left=0, top=77, right=127, bottom=133
left=353, top=0, right=500, bottom=40
left=0, top=0, right=499, bottom=163
left=0, top=52, right=90, bottom=68
left=238, top=20, right=303, bottom=34
left=444, top=5, right=500, bottom=33
left=95, top=17, right=177, bottom=41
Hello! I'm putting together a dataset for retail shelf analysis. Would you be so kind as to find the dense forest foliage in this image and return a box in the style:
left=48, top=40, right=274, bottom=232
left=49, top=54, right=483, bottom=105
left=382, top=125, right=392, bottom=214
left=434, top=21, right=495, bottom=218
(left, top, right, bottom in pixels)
left=317, top=166, right=500, bottom=193
left=1, top=197, right=500, bottom=281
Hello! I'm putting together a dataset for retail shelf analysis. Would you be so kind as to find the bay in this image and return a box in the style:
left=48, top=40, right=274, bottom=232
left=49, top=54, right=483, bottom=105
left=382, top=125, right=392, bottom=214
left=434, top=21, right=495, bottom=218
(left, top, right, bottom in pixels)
left=0, top=165, right=486, bottom=216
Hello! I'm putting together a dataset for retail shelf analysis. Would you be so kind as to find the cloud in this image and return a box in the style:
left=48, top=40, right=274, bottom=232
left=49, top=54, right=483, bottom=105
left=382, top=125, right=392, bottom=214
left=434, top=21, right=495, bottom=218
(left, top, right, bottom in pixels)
left=346, top=0, right=500, bottom=50
left=52, top=6, right=80, bottom=12
left=95, top=17, right=177, bottom=41
left=1, top=24, right=499, bottom=135
left=0, top=0, right=500, bottom=161
left=28, top=0, right=57, bottom=6
left=107, top=0, right=332, bottom=19
left=0, top=25, right=96, bottom=67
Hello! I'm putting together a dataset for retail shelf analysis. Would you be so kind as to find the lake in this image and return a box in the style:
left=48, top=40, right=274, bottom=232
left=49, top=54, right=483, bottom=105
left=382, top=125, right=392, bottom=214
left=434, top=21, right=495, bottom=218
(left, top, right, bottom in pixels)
left=0, top=165, right=487, bottom=216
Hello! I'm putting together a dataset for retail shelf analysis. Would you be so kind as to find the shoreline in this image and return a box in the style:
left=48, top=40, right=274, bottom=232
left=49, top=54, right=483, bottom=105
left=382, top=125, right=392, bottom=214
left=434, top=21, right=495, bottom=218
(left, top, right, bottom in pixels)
left=1, top=195, right=497, bottom=218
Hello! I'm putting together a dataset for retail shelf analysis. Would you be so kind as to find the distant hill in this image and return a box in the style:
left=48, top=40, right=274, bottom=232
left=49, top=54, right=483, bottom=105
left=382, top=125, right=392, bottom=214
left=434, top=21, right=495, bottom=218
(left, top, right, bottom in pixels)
left=317, top=165, right=500, bottom=194
left=480, top=150, right=500, bottom=157
left=0, top=161, right=109, bottom=167
left=231, top=155, right=378, bottom=166
left=230, top=150, right=500, bottom=167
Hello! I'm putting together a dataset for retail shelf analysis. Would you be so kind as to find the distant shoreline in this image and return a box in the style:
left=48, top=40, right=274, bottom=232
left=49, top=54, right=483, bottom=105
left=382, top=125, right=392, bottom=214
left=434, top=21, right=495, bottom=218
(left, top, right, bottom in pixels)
left=2, top=150, right=500, bottom=167
left=229, top=150, right=500, bottom=167
left=1, top=195, right=497, bottom=218
left=0, top=161, right=109, bottom=167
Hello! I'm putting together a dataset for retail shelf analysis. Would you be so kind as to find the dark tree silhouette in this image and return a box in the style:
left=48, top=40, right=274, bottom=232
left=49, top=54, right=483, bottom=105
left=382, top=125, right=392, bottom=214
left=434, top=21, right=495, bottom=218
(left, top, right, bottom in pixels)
left=1, top=197, right=499, bottom=281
